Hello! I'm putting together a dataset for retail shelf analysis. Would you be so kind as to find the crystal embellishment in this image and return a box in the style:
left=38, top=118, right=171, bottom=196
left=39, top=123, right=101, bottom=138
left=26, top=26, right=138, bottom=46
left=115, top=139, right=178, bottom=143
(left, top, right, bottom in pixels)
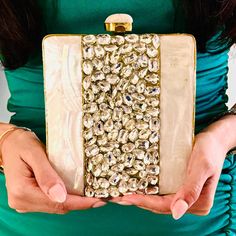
left=82, top=34, right=160, bottom=197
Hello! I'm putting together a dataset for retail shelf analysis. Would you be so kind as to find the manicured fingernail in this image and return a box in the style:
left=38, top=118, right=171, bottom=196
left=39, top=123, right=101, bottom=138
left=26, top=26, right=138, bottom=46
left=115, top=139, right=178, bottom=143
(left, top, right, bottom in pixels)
left=48, top=183, right=67, bottom=203
left=172, top=199, right=188, bottom=220
left=93, top=201, right=107, bottom=208
left=116, top=201, right=133, bottom=205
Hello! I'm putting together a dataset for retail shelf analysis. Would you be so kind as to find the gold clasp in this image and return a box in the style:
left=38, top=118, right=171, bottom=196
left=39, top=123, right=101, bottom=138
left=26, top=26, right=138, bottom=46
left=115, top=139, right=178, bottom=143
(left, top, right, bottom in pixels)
left=104, top=13, right=133, bottom=33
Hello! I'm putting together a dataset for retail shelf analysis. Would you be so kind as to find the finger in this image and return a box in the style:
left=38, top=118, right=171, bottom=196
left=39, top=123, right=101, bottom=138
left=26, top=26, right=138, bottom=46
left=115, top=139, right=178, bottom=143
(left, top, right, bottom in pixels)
left=170, top=161, right=212, bottom=220
left=21, top=147, right=68, bottom=203
left=110, top=194, right=174, bottom=214
left=14, top=184, right=107, bottom=213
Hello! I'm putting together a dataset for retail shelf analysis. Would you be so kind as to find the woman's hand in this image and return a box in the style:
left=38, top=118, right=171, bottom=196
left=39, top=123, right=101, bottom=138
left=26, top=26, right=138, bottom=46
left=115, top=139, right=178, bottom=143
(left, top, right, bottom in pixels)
left=110, top=130, right=229, bottom=219
left=0, top=128, right=106, bottom=214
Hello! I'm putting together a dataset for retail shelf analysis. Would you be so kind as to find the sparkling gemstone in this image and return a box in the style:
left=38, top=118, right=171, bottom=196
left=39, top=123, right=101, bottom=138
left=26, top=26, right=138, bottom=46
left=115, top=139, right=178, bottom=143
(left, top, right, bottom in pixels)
left=91, top=164, right=102, bottom=177
left=143, top=113, right=152, bottom=122
left=130, top=74, right=140, bottom=85
left=110, top=51, right=120, bottom=64
left=128, top=128, right=139, bottom=142
left=98, top=81, right=111, bottom=92
left=94, top=189, right=109, bottom=198
left=83, top=35, right=96, bottom=44
left=121, top=66, right=133, bottom=78
left=128, top=178, right=138, bottom=191
left=149, top=118, right=160, bottom=131
left=124, top=153, right=135, bottom=167
left=144, top=152, right=152, bottom=165
left=85, top=186, right=95, bottom=197
left=104, top=45, right=118, bottom=52
left=123, top=94, right=133, bottom=106
left=104, top=152, right=117, bottom=165
left=83, top=89, right=95, bottom=102
left=83, top=103, right=98, bottom=113
left=146, top=108, right=160, bottom=117
left=125, top=119, right=136, bottom=131
left=136, top=120, right=149, bottom=130
left=117, top=129, right=129, bottom=144
left=140, top=34, right=152, bottom=44
left=122, top=114, right=130, bottom=126
left=139, top=129, right=151, bottom=139
left=125, top=34, right=139, bottom=43
left=119, top=44, right=133, bottom=54
left=146, top=165, right=160, bottom=175
left=139, top=68, right=148, bottom=78
left=100, top=143, right=115, bottom=152
left=91, top=71, right=105, bottom=82
left=132, top=93, right=145, bottom=101
left=118, top=180, right=128, bottom=193
left=104, top=119, right=114, bottom=132
left=99, top=103, right=108, bottom=111
left=121, top=171, right=130, bottom=181
left=112, top=35, right=125, bottom=45
left=91, top=84, right=100, bottom=94
left=111, top=62, right=123, bottom=74
left=94, top=45, right=105, bottom=58
left=92, top=177, right=100, bottom=189
left=147, top=175, right=159, bottom=185
left=98, top=178, right=110, bottom=189
left=136, top=81, right=146, bottom=94
left=132, top=101, right=147, bottom=112
left=87, top=136, right=97, bottom=146
left=138, top=54, right=149, bottom=67
left=83, top=113, right=93, bottom=128
left=109, top=173, right=121, bottom=185
left=83, top=61, right=93, bottom=75
left=103, top=65, right=111, bottom=74
left=126, top=168, right=139, bottom=175
left=127, top=85, right=136, bottom=94
left=97, top=34, right=111, bottom=45
left=113, top=148, right=121, bottom=157
left=123, top=52, right=138, bottom=65
left=145, top=186, right=159, bottom=195
left=101, top=161, right=109, bottom=172
left=100, top=110, right=111, bottom=121
left=86, top=173, right=94, bottom=186
left=139, top=170, right=147, bottom=178
left=83, top=45, right=95, bottom=59
left=109, top=186, right=120, bottom=197
left=92, top=58, right=103, bottom=70
left=85, top=144, right=99, bottom=157
left=134, top=160, right=145, bottom=171
left=111, top=163, right=124, bottom=172
left=122, top=105, right=132, bottom=114
left=133, top=149, right=145, bottom=160
left=135, top=139, right=150, bottom=149
left=112, top=107, right=123, bottom=121
left=133, top=43, right=146, bottom=54
left=148, top=60, right=159, bottom=73
left=145, top=73, right=159, bottom=84
left=84, top=129, right=93, bottom=141
left=83, top=76, right=91, bottom=90
left=93, top=121, right=104, bottom=135
left=149, top=131, right=159, bottom=143
left=114, top=121, right=123, bottom=130
left=144, top=87, right=160, bottom=96
left=122, top=143, right=135, bottom=153
left=152, top=34, right=160, bottom=49
left=138, top=179, right=148, bottom=190
left=147, top=45, right=158, bottom=58
left=106, top=74, right=120, bottom=85
left=97, top=134, right=108, bottom=146
left=91, top=154, right=103, bottom=165
left=135, top=112, right=143, bottom=120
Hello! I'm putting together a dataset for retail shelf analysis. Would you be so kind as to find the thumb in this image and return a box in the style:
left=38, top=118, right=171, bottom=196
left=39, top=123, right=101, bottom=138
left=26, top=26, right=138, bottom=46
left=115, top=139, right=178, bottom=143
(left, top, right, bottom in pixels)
left=170, top=165, right=209, bottom=220
left=24, top=150, right=67, bottom=203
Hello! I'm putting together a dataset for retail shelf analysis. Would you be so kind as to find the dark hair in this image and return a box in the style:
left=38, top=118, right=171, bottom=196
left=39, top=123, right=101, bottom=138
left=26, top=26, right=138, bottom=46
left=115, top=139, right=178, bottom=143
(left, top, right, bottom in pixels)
left=0, top=0, right=236, bottom=70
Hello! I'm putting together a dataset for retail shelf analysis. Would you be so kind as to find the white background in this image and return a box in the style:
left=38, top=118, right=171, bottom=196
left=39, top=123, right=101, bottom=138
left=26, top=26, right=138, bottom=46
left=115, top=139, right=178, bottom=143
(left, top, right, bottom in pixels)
left=0, top=46, right=236, bottom=122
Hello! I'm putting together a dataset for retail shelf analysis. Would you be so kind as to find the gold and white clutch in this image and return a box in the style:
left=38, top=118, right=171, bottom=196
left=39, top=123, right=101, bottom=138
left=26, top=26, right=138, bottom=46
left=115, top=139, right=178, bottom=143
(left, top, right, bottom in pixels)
left=42, top=14, right=196, bottom=198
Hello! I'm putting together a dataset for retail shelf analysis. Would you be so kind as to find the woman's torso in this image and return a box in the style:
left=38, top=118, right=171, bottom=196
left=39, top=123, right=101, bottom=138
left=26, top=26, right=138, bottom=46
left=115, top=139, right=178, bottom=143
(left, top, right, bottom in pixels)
left=1, top=1, right=233, bottom=235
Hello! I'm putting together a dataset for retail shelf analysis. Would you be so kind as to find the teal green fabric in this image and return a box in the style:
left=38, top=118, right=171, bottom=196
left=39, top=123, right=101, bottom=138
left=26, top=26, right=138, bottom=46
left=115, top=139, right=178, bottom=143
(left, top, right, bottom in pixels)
left=1, top=0, right=235, bottom=235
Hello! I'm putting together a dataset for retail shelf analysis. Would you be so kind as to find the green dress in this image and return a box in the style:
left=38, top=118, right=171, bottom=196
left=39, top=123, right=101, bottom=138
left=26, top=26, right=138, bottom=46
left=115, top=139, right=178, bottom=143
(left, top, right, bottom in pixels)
left=1, top=0, right=235, bottom=235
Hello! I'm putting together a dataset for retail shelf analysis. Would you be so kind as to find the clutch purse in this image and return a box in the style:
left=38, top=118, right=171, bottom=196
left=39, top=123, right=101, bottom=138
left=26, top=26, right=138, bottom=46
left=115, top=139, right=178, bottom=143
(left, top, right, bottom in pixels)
left=42, top=14, right=196, bottom=198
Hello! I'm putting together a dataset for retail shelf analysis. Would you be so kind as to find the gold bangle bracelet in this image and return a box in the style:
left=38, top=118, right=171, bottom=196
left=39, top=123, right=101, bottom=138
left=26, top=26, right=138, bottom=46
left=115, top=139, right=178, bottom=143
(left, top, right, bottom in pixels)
left=0, top=126, right=34, bottom=172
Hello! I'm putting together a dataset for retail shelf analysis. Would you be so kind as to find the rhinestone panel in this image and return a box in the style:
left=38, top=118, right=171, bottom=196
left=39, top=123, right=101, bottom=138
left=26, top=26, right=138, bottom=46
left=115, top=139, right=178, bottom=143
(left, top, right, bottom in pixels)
left=82, top=34, right=161, bottom=197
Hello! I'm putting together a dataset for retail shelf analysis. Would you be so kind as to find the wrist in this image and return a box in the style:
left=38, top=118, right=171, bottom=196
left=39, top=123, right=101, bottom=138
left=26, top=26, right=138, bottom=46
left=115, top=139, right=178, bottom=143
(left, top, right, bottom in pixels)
left=202, top=114, right=236, bottom=154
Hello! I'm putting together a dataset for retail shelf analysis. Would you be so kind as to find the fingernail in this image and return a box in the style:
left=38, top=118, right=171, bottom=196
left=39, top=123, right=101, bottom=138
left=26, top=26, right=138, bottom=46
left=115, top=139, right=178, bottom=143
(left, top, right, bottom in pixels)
left=48, top=183, right=67, bottom=203
left=116, top=201, right=133, bottom=205
left=172, top=199, right=189, bottom=220
left=93, top=201, right=107, bottom=208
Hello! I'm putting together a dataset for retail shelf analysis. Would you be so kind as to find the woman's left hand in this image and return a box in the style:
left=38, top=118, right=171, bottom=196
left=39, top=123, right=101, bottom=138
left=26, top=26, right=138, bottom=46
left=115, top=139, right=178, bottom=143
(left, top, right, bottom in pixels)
left=110, top=130, right=228, bottom=220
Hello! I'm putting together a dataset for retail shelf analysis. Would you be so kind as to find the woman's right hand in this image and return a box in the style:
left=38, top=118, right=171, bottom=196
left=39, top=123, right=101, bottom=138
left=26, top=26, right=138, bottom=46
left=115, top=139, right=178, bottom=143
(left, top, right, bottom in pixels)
left=0, top=128, right=107, bottom=214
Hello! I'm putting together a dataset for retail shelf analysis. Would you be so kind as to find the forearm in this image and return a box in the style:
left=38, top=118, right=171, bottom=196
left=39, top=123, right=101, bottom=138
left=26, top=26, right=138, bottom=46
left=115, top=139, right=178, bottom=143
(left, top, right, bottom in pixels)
left=202, top=114, right=236, bottom=154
